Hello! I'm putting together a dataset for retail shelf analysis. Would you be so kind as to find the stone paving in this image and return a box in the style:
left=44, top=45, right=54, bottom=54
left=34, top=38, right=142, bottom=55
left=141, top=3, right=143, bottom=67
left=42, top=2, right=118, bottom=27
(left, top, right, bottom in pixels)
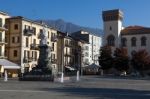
left=0, top=76, right=150, bottom=99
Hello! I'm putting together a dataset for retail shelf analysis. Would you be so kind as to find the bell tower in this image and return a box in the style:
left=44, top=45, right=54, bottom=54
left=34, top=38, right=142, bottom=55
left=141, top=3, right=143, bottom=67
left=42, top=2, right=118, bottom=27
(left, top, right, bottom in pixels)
left=102, top=9, right=123, bottom=48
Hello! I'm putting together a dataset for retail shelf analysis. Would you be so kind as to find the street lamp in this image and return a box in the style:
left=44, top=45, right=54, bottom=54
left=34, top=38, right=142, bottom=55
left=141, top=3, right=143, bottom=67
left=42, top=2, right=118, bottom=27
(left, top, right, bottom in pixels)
left=60, top=35, right=64, bottom=83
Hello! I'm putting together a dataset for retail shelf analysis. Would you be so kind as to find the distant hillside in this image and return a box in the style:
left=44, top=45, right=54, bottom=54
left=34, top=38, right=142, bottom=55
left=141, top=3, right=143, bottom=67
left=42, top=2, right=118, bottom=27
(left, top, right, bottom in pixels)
left=36, top=19, right=103, bottom=36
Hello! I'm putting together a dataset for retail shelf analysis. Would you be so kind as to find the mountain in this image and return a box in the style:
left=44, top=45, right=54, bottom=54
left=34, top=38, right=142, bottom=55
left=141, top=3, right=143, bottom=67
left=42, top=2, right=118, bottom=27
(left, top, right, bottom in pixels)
left=36, top=19, right=103, bottom=36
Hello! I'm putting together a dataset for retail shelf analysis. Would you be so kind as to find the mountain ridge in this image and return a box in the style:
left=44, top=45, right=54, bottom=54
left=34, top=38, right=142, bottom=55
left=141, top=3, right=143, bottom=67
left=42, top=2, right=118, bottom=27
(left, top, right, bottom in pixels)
left=36, top=19, right=103, bottom=36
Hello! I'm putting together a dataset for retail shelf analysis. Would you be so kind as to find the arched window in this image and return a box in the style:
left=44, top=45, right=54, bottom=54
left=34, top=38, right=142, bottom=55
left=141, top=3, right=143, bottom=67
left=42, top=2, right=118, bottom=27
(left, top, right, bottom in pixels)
left=141, top=36, right=146, bottom=46
left=121, top=38, right=127, bottom=47
left=131, top=37, right=136, bottom=47
left=107, top=35, right=115, bottom=46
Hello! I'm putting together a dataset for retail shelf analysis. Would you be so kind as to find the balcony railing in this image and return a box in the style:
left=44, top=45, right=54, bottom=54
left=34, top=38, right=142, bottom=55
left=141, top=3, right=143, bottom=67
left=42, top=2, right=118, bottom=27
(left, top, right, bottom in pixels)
left=23, top=57, right=37, bottom=63
left=24, top=29, right=34, bottom=36
left=51, top=59, right=57, bottom=64
left=51, top=36, right=58, bottom=42
left=0, top=25, right=7, bottom=31
left=64, top=52, right=73, bottom=57
left=0, top=39, right=7, bottom=45
left=30, top=44, right=39, bottom=50
left=65, top=43, right=72, bottom=47
left=0, top=55, right=7, bottom=59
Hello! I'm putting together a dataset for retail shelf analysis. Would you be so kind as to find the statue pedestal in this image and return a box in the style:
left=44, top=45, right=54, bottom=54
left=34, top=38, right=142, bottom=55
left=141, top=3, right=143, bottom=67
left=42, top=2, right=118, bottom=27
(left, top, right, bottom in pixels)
left=19, top=44, right=53, bottom=81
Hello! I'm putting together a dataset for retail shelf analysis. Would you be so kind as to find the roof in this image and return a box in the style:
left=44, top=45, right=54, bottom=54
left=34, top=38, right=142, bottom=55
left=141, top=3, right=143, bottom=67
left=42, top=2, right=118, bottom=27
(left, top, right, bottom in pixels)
left=0, top=11, right=9, bottom=16
left=74, top=30, right=102, bottom=37
left=121, top=25, right=150, bottom=35
left=6, top=16, right=55, bottom=30
left=0, top=59, right=20, bottom=69
left=102, top=9, right=123, bottom=15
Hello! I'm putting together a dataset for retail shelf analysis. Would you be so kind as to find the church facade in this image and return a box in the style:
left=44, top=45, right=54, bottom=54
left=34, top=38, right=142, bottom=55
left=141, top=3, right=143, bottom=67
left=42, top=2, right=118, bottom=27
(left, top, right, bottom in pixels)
left=102, top=9, right=150, bottom=56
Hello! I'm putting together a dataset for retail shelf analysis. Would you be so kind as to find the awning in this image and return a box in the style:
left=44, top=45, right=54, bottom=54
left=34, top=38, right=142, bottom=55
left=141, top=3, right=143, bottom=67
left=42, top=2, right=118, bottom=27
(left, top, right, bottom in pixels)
left=84, top=63, right=100, bottom=69
left=65, top=66, right=76, bottom=71
left=0, top=59, right=20, bottom=69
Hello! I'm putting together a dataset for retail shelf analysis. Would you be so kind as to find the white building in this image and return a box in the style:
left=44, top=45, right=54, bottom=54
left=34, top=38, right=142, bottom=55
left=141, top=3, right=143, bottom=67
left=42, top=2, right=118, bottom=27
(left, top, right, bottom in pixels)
left=102, top=9, right=150, bottom=56
left=72, top=30, right=102, bottom=66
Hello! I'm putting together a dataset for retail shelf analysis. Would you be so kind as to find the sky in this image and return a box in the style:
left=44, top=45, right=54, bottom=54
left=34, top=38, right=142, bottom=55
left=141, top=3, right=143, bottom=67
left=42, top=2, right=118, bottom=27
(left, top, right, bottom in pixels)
left=0, top=0, right=150, bottom=29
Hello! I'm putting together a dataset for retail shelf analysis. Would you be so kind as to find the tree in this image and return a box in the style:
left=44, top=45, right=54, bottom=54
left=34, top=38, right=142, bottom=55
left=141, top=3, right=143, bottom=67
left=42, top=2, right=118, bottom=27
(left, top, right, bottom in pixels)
left=131, top=49, right=150, bottom=76
left=99, top=46, right=113, bottom=70
left=113, top=48, right=129, bottom=72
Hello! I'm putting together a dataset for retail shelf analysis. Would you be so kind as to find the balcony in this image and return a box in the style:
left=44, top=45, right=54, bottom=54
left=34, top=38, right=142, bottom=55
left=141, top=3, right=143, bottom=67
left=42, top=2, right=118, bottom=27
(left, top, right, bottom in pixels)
left=0, top=55, right=7, bottom=59
left=64, top=52, right=73, bottom=57
left=51, top=59, right=57, bottom=64
left=30, top=44, right=39, bottom=50
left=0, top=39, right=7, bottom=45
left=23, top=57, right=35, bottom=63
left=51, top=36, right=58, bottom=42
left=24, top=29, right=34, bottom=36
left=65, top=43, right=72, bottom=47
left=0, top=25, right=7, bottom=31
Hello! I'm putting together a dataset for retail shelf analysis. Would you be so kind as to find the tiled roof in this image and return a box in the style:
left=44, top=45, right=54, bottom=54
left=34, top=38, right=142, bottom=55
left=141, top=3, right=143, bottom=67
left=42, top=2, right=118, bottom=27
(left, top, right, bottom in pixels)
left=121, top=25, right=150, bottom=35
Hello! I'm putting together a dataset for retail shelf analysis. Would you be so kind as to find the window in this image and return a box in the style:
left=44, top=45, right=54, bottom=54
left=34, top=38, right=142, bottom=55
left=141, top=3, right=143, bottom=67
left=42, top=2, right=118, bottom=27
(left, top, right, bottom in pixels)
left=35, top=51, right=37, bottom=60
left=14, top=50, right=18, bottom=57
left=51, top=54, right=55, bottom=59
left=12, top=37, right=15, bottom=43
left=107, top=35, right=115, bottom=46
left=5, top=37, right=7, bottom=43
left=32, top=27, right=36, bottom=35
left=85, top=46, right=89, bottom=50
left=131, top=37, right=136, bottom=47
left=48, top=31, right=50, bottom=38
left=0, top=18, right=2, bottom=27
left=24, top=50, right=27, bottom=58
left=26, top=37, right=29, bottom=47
left=17, top=36, right=20, bottom=43
left=5, top=50, right=7, bottom=57
left=14, top=24, right=18, bottom=30
left=0, top=32, right=2, bottom=42
left=121, top=38, right=127, bottom=47
left=33, top=39, right=36, bottom=45
left=0, top=46, right=2, bottom=56
left=141, top=36, right=146, bottom=46
left=52, top=43, right=54, bottom=51
left=109, top=26, right=112, bottom=31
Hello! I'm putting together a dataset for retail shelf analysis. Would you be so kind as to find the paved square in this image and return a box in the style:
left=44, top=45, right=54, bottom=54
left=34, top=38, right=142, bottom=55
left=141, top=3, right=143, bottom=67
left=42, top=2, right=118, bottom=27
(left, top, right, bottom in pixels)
left=0, top=76, right=150, bottom=99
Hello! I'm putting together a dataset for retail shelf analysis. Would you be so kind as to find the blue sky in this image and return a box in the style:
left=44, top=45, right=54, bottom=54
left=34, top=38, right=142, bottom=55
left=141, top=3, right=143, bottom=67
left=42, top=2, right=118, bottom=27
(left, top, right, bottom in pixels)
left=0, top=0, right=150, bottom=29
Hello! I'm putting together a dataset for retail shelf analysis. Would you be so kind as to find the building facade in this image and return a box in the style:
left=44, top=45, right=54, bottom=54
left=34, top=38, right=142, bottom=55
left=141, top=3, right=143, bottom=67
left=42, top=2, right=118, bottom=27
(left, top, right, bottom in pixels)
left=5, top=16, right=57, bottom=74
left=72, top=30, right=102, bottom=67
left=103, top=9, right=150, bottom=56
left=0, top=11, right=20, bottom=77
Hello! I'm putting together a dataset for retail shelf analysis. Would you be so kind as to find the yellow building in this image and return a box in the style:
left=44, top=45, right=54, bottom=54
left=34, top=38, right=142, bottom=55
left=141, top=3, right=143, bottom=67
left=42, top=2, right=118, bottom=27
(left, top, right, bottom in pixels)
left=0, top=11, right=20, bottom=77
left=5, top=16, right=57, bottom=75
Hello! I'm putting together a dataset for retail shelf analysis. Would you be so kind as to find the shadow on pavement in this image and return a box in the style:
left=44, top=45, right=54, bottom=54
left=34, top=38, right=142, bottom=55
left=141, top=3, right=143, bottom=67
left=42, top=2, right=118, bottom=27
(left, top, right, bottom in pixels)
left=39, top=87, right=150, bottom=99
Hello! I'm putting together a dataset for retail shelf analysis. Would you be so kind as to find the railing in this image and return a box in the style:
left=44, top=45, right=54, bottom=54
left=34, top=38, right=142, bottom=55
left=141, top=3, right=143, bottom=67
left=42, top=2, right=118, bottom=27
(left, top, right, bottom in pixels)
left=23, top=57, right=37, bottom=63
left=65, top=43, right=72, bottom=47
left=51, top=36, right=58, bottom=42
left=0, top=39, right=6, bottom=45
left=24, top=29, right=34, bottom=36
left=0, top=25, right=7, bottom=31
left=64, top=52, right=73, bottom=57
left=30, top=44, right=39, bottom=50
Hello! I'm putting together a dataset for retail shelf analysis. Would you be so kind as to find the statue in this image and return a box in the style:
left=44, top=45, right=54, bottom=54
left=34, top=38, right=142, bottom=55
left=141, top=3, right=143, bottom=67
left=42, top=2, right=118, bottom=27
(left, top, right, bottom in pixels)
left=39, top=25, right=48, bottom=46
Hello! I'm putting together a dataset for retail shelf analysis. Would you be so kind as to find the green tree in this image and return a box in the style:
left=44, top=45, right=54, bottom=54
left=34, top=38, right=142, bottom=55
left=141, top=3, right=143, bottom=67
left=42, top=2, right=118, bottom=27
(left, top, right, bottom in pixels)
left=131, top=49, right=150, bottom=76
left=99, top=46, right=113, bottom=70
left=113, top=48, right=129, bottom=72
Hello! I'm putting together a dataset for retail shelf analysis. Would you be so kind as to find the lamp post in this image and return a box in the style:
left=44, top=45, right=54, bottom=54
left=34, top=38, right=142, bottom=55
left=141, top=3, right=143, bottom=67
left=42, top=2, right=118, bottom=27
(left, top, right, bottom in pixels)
left=60, top=35, right=64, bottom=83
